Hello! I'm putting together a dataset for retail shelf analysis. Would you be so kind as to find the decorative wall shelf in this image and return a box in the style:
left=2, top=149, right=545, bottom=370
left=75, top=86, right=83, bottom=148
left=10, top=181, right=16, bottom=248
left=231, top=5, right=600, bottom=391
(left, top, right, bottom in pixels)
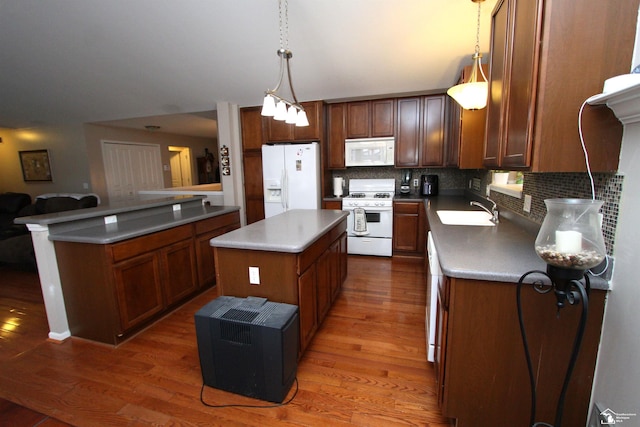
left=587, top=80, right=640, bottom=125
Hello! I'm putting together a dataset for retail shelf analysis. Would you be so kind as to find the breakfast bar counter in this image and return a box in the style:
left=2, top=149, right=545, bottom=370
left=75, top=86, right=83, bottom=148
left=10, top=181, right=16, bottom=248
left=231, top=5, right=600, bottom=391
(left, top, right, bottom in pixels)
left=210, top=209, right=349, bottom=354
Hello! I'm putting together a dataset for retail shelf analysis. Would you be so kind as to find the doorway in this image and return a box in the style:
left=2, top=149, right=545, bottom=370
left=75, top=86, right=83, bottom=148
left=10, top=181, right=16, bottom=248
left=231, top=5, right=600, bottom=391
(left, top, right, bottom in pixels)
left=168, top=146, right=193, bottom=187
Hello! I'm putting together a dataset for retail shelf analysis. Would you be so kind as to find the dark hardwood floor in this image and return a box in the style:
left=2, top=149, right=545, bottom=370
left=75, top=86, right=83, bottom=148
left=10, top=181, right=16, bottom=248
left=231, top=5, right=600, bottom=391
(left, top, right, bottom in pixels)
left=0, top=257, right=450, bottom=426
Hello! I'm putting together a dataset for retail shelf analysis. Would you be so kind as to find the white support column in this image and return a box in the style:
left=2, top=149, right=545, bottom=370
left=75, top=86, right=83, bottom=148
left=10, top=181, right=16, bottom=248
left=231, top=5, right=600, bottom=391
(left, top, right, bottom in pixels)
left=27, top=224, right=71, bottom=341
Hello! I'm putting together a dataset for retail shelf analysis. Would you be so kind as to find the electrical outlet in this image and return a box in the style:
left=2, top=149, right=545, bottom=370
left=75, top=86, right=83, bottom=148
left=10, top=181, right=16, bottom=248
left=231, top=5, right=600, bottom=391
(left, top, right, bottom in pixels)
left=413, top=178, right=419, bottom=187
left=523, top=194, right=532, bottom=213
left=249, top=266, right=260, bottom=285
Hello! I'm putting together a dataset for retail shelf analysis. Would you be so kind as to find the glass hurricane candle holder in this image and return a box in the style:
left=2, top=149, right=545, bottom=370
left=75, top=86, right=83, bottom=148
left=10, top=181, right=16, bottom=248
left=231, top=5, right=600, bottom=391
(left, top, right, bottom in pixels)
left=534, top=199, right=606, bottom=272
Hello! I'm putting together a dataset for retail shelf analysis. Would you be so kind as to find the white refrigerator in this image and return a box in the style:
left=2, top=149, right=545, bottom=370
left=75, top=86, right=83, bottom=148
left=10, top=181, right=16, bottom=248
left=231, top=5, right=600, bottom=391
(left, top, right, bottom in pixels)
left=262, top=142, right=321, bottom=218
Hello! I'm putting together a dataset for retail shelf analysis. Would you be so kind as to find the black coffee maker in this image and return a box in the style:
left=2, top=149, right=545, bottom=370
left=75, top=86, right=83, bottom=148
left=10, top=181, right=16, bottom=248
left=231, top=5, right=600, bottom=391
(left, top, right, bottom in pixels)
left=421, top=174, right=438, bottom=196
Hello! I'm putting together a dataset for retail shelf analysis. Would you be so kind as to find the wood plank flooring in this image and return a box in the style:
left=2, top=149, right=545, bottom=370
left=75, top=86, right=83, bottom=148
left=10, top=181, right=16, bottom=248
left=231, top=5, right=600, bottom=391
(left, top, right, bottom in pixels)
left=0, top=257, right=451, bottom=426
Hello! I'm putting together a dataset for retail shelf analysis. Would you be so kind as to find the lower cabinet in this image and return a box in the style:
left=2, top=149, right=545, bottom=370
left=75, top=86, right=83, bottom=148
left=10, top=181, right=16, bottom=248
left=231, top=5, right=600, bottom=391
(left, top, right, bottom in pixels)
left=214, top=221, right=348, bottom=355
left=54, top=211, right=241, bottom=345
left=393, top=200, right=426, bottom=257
left=438, top=276, right=605, bottom=427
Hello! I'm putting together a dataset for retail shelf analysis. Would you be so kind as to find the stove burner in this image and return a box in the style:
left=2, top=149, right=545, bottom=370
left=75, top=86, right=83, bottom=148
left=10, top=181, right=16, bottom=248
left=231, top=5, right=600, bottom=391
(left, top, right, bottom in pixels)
left=374, top=193, right=391, bottom=198
left=348, top=193, right=366, bottom=198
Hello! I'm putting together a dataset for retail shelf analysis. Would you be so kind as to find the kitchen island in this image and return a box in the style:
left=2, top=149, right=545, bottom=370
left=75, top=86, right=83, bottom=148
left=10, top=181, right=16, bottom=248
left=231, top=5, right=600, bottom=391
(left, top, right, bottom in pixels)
left=16, top=196, right=241, bottom=344
left=424, top=195, right=608, bottom=427
left=210, top=209, right=349, bottom=354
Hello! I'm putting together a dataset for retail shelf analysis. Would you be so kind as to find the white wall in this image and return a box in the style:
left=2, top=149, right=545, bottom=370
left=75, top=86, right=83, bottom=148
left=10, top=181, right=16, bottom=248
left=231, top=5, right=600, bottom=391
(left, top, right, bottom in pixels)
left=589, top=9, right=640, bottom=422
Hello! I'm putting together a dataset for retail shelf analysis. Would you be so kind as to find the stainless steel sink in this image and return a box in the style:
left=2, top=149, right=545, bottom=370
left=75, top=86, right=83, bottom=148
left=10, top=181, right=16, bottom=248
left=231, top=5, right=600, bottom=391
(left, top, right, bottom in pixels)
left=436, top=210, right=496, bottom=226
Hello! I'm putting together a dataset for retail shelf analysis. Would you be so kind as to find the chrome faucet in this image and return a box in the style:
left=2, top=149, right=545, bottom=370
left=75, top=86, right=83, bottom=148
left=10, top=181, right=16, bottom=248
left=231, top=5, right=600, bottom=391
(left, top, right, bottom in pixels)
left=470, top=197, right=499, bottom=223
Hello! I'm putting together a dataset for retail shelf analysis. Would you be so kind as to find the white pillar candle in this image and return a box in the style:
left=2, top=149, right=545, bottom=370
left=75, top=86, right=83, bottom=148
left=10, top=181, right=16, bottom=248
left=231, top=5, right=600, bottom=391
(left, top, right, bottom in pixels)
left=555, top=230, right=582, bottom=253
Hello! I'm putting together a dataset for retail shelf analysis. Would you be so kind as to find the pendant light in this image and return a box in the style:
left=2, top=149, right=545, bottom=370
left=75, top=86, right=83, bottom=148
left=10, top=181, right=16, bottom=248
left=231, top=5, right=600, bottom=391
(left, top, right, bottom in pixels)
left=447, top=0, right=488, bottom=110
left=261, top=0, right=309, bottom=127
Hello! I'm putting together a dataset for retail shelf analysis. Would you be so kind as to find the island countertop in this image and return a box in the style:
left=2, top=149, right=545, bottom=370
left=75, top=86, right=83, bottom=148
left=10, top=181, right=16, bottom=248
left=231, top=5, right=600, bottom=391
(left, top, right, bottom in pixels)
left=425, top=196, right=610, bottom=290
left=210, top=209, right=349, bottom=253
left=16, top=195, right=240, bottom=244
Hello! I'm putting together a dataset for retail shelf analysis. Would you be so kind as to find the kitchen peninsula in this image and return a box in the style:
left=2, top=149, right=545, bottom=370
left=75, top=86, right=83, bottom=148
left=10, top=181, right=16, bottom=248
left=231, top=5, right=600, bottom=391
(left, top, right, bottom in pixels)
left=210, top=209, right=348, bottom=354
left=425, top=195, right=608, bottom=426
left=16, top=196, right=240, bottom=345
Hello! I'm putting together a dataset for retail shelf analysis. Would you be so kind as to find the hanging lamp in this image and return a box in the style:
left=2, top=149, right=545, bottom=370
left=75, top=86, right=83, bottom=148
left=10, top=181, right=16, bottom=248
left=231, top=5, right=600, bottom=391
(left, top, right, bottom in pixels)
left=447, top=0, right=488, bottom=110
left=261, top=0, right=309, bottom=127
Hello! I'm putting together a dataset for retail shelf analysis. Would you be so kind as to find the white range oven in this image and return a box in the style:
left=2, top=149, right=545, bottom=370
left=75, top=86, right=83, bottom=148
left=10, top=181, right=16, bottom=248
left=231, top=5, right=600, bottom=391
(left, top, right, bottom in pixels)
left=341, top=178, right=395, bottom=257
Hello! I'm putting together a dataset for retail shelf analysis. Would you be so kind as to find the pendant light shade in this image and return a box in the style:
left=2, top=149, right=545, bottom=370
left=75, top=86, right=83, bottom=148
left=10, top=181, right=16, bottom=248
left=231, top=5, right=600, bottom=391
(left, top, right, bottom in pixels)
left=448, top=0, right=488, bottom=110
left=447, top=52, right=488, bottom=110
left=260, top=0, right=309, bottom=127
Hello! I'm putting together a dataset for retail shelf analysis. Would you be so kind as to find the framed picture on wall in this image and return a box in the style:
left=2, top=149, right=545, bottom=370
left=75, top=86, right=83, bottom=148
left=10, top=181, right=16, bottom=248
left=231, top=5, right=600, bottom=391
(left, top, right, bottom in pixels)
left=19, top=149, right=53, bottom=182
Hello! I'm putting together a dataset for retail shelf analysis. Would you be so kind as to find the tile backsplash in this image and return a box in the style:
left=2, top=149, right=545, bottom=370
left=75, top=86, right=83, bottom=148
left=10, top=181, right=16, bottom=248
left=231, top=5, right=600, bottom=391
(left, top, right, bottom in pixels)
left=467, top=170, right=622, bottom=256
left=332, top=168, right=622, bottom=256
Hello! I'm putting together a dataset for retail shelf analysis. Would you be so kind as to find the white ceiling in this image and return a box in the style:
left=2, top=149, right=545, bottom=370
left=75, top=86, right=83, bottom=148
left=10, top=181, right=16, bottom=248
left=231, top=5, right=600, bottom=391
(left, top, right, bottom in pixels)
left=0, top=0, right=497, bottom=138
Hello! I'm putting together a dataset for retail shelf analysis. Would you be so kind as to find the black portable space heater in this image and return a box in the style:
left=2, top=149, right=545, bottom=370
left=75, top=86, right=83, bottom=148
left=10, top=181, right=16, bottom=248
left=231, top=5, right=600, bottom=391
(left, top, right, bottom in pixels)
left=194, top=296, right=299, bottom=403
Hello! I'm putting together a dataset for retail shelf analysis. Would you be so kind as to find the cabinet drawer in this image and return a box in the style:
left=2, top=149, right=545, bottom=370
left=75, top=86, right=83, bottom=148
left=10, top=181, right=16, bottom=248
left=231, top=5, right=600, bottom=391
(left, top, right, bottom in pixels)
left=394, top=201, right=420, bottom=214
left=111, top=225, right=193, bottom=263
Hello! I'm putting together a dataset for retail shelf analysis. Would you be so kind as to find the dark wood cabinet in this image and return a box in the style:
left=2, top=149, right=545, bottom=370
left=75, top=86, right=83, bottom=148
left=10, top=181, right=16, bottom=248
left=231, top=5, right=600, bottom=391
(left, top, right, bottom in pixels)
left=392, top=201, right=426, bottom=257
left=484, top=0, right=634, bottom=172
left=396, top=95, right=446, bottom=168
left=240, top=107, right=265, bottom=150
left=298, top=263, right=318, bottom=352
left=439, top=276, right=606, bottom=426
left=54, top=212, right=241, bottom=345
left=266, top=101, right=323, bottom=142
left=214, top=220, right=347, bottom=356
left=346, top=99, right=395, bottom=139
left=446, top=65, right=487, bottom=169
left=327, top=103, right=347, bottom=169
left=241, top=107, right=267, bottom=224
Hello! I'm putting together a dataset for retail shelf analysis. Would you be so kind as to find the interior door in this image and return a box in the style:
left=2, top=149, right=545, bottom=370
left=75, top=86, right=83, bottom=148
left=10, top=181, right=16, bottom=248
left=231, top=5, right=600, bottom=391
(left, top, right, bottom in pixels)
left=102, top=140, right=164, bottom=203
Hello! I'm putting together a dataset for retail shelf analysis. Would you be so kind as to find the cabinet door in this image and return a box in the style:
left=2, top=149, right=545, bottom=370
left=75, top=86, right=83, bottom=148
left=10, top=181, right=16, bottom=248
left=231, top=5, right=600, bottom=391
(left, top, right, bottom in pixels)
left=298, top=264, right=318, bottom=353
left=113, top=252, right=164, bottom=332
left=327, top=103, right=346, bottom=169
left=160, top=239, right=198, bottom=307
left=395, top=97, right=421, bottom=167
left=329, top=238, right=342, bottom=301
left=240, top=107, right=265, bottom=150
left=346, top=101, right=370, bottom=138
left=323, top=200, right=342, bottom=210
left=501, top=0, right=539, bottom=168
left=393, top=201, right=424, bottom=255
left=293, top=101, right=322, bottom=141
left=266, top=116, right=294, bottom=142
left=484, top=0, right=508, bottom=168
left=421, top=95, right=446, bottom=167
left=371, top=99, right=395, bottom=137
left=435, top=275, right=450, bottom=410
left=316, top=249, right=332, bottom=323
left=446, top=95, right=461, bottom=168
left=242, top=151, right=265, bottom=224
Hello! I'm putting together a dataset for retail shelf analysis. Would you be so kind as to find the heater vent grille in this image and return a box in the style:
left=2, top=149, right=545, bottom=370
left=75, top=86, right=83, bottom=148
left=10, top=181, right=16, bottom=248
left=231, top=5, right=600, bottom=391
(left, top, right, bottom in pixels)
left=222, top=308, right=260, bottom=323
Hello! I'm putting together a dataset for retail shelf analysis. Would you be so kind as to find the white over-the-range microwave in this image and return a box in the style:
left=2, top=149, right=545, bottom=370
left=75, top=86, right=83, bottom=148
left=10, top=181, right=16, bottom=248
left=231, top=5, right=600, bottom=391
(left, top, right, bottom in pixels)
left=344, top=137, right=395, bottom=167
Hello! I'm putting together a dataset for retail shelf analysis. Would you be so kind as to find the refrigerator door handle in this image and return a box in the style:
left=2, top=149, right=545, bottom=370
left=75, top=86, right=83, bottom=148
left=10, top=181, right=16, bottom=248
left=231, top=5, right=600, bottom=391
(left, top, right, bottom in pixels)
left=281, top=169, right=287, bottom=211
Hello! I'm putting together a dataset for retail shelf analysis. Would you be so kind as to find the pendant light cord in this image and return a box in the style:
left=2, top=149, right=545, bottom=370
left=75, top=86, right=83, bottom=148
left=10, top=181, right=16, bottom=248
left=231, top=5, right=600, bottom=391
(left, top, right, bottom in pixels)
left=279, top=0, right=289, bottom=51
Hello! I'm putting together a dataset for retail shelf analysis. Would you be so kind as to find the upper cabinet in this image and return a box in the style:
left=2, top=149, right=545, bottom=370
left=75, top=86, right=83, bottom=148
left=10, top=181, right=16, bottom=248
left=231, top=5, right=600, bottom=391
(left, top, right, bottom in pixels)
left=266, top=101, right=324, bottom=142
left=396, top=95, right=447, bottom=168
left=327, top=103, right=347, bottom=169
left=447, top=65, right=487, bottom=169
left=327, top=99, right=395, bottom=169
left=484, top=0, right=635, bottom=172
left=346, top=99, right=395, bottom=139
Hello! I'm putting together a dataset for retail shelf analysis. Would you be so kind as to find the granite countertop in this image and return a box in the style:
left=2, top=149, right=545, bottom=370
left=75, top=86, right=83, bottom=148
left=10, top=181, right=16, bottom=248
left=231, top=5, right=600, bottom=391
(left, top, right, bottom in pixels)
left=210, top=209, right=349, bottom=253
left=426, top=196, right=609, bottom=290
